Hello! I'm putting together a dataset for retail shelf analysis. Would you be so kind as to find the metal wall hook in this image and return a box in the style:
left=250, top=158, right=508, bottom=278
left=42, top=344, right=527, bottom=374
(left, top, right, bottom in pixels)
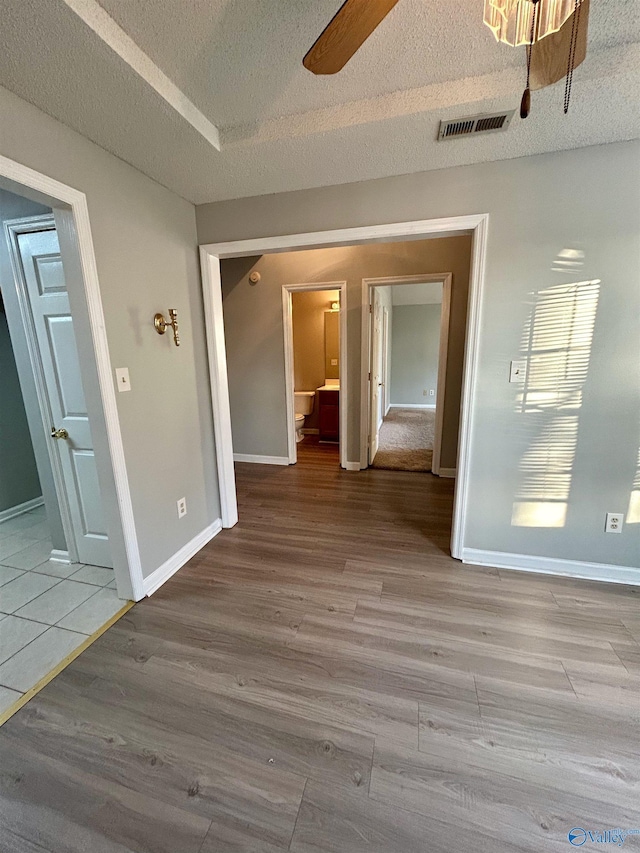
left=154, top=308, right=180, bottom=346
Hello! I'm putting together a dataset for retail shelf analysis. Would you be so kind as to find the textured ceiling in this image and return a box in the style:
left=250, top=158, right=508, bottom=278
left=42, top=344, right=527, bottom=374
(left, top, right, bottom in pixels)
left=0, top=0, right=638, bottom=203
left=96, top=0, right=640, bottom=128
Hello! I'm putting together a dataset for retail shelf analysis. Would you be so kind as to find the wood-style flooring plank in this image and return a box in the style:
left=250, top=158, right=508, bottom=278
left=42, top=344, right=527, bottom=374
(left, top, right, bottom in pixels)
left=372, top=734, right=640, bottom=852
left=7, top=685, right=306, bottom=851
left=289, top=779, right=523, bottom=853
left=66, top=633, right=374, bottom=797
left=291, top=611, right=574, bottom=692
left=353, top=598, right=627, bottom=665
left=0, top=732, right=212, bottom=853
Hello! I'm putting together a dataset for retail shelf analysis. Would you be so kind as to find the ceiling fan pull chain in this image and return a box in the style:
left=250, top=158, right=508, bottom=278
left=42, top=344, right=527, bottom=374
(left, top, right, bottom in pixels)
left=520, top=0, right=539, bottom=119
left=564, top=0, right=581, bottom=113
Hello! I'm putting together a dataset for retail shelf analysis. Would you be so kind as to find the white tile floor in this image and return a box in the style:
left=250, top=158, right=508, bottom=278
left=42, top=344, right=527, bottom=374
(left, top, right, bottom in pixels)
left=0, top=505, right=125, bottom=716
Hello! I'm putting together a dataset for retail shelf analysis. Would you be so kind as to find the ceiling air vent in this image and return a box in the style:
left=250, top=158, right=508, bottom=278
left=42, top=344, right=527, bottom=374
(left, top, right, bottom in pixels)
left=438, top=110, right=515, bottom=141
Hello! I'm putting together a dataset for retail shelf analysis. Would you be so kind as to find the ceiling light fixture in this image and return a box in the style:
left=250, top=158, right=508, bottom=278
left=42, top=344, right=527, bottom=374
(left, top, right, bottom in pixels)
left=483, top=0, right=582, bottom=46
left=483, top=0, right=586, bottom=118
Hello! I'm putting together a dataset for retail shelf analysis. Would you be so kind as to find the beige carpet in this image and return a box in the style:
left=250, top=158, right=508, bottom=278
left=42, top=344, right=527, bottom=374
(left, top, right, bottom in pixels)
left=371, top=407, right=435, bottom=472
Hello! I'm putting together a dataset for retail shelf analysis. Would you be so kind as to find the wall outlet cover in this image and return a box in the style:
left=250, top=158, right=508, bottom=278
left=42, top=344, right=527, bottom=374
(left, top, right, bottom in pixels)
left=177, top=497, right=187, bottom=519
left=605, top=512, right=623, bottom=533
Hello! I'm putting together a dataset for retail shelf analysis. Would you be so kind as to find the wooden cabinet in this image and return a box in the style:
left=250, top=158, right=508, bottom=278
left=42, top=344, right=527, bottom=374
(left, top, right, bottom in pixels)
left=318, top=389, right=339, bottom=443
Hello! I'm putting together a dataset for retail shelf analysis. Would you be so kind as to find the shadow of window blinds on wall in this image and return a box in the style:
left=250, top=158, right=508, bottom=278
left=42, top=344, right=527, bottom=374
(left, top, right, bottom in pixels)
left=512, top=273, right=600, bottom=530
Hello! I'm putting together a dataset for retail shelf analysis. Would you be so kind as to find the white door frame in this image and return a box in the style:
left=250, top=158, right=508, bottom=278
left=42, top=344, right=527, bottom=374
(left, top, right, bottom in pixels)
left=360, top=273, right=452, bottom=476
left=281, top=282, right=347, bottom=468
left=0, top=154, right=144, bottom=600
left=200, top=213, right=488, bottom=560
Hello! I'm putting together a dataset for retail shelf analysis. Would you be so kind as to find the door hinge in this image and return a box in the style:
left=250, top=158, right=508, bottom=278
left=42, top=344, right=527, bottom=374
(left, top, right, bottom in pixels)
left=369, top=303, right=373, bottom=313
left=368, top=372, right=371, bottom=381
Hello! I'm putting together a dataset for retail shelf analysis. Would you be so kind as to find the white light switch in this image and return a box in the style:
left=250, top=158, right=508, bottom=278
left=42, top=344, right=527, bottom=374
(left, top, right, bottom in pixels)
left=115, top=367, right=131, bottom=392
left=509, top=360, right=527, bottom=383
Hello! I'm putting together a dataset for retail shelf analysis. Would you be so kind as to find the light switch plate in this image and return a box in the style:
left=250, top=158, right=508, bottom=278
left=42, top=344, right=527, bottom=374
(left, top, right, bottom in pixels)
left=331, top=358, right=338, bottom=366
left=115, top=368, right=131, bottom=392
left=509, top=359, right=527, bottom=383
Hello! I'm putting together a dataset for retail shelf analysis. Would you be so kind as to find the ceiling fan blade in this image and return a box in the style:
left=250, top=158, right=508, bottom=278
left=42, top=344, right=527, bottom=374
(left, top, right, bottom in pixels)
left=304, top=0, right=402, bottom=75
left=530, top=0, right=589, bottom=90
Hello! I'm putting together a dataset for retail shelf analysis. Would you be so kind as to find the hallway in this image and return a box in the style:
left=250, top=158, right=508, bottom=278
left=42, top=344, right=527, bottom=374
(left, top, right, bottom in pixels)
left=1, top=454, right=639, bottom=852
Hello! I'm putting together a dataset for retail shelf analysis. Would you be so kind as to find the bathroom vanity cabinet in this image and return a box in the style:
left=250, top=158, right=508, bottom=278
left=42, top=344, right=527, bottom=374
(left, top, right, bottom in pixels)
left=318, top=388, right=339, bottom=443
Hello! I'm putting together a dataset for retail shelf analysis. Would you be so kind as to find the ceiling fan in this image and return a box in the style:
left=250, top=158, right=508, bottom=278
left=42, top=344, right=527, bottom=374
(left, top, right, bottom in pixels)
left=303, top=0, right=589, bottom=117
left=303, top=0, right=401, bottom=75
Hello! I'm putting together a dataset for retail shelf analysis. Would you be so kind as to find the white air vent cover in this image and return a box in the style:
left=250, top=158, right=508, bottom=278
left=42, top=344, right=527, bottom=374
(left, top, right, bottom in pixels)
left=438, top=110, right=515, bottom=141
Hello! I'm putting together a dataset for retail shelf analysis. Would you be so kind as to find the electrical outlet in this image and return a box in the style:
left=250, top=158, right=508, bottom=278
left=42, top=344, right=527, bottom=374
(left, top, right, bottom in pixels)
left=605, top=512, right=623, bottom=534
left=177, top=497, right=187, bottom=519
left=429, top=389, right=435, bottom=396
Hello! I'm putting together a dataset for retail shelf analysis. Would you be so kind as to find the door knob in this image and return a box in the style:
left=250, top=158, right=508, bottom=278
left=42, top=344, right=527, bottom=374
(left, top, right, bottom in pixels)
left=51, top=427, right=69, bottom=440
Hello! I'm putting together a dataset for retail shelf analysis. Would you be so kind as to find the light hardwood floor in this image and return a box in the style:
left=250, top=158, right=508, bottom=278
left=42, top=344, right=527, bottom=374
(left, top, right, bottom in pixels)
left=1, top=438, right=639, bottom=852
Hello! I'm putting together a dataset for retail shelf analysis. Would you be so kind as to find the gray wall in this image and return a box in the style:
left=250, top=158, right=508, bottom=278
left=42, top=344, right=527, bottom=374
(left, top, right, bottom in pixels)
left=0, top=310, right=41, bottom=513
left=199, top=141, right=640, bottom=571
left=220, top=237, right=471, bottom=468
left=0, top=190, right=67, bottom=548
left=390, top=303, right=441, bottom=407
left=0, top=85, right=219, bottom=586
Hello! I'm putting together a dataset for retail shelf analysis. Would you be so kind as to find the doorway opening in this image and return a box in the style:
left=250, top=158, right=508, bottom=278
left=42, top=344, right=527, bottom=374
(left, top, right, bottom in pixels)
left=200, top=213, right=487, bottom=561
left=3, top=211, right=112, bottom=569
left=0, top=170, right=135, bottom=722
left=362, top=274, right=452, bottom=475
left=282, top=282, right=347, bottom=468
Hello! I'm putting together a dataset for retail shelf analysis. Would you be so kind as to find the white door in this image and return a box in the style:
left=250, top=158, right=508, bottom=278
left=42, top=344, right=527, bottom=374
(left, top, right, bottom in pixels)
left=381, top=307, right=389, bottom=419
left=16, top=227, right=111, bottom=567
left=369, top=295, right=384, bottom=464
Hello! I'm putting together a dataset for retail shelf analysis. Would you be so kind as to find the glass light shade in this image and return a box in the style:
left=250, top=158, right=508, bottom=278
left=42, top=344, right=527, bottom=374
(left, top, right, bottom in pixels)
left=483, top=0, right=584, bottom=46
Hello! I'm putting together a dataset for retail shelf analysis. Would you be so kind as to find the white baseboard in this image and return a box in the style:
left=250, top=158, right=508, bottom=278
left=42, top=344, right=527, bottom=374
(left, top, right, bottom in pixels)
left=390, top=403, right=436, bottom=410
left=50, top=549, right=71, bottom=564
left=143, top=519, right=222, bottom=596
left=461, top=548, right=640, bottom=586
left=385, top=403, right=391, bottom=417
left=301, top=428, right=319, bottom=435
left=233, top=453, right=289, bottom=466
left=343, top=461, right=363, bottom=471
left=438, top=468, right=457, bottom=478
left=0, top=496, right=44, bottom=523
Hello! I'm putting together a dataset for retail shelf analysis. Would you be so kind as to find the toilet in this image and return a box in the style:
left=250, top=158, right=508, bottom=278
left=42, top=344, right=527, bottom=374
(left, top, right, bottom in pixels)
left=294, top=391, right=315, bottom=442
